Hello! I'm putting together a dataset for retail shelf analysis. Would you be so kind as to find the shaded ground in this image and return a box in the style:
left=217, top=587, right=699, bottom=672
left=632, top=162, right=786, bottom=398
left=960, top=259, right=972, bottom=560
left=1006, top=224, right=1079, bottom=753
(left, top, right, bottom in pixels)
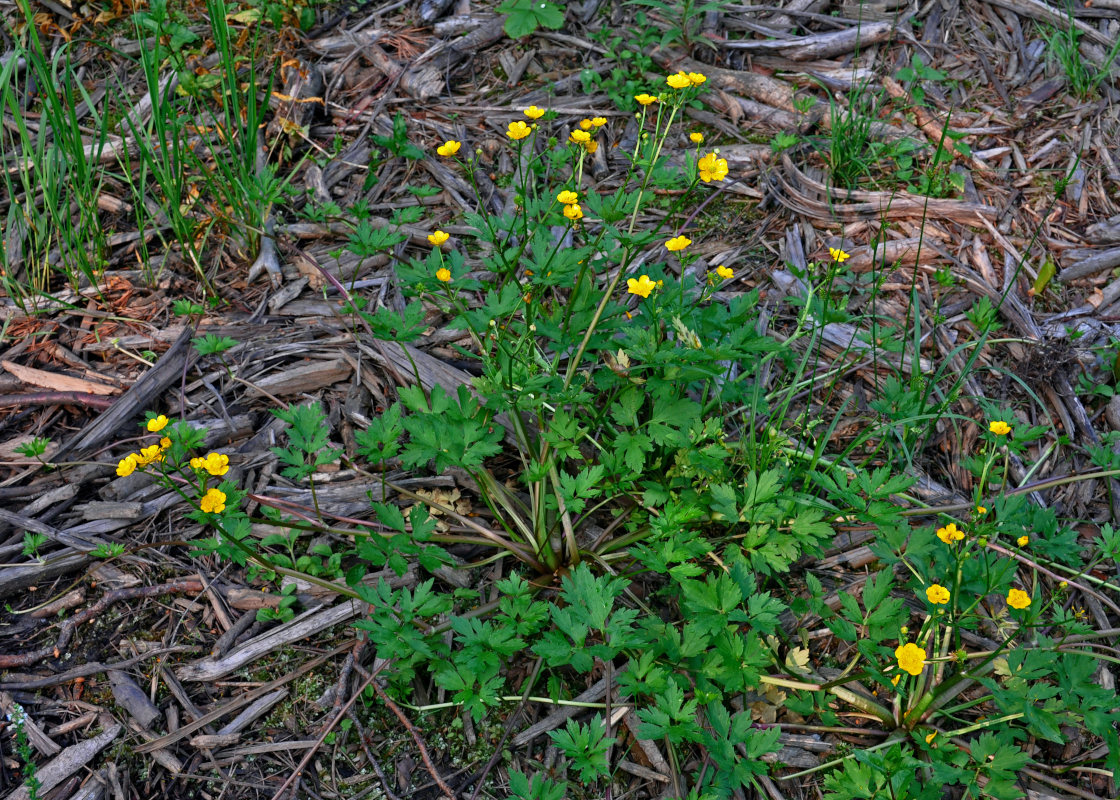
left=1, top=0, right=1119, bottom=797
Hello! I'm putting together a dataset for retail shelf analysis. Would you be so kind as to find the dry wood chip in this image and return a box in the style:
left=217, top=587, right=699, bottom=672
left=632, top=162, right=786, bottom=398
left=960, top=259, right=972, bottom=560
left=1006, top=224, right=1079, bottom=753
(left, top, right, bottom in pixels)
left=246, top=357, right=352, bottom=396
left=107, top=671, right=162, bottom=731
left=189, top=733, right=242, bottom=749
left=1, top=361, right=120, bottom=396
left=76, top=501, right=145, bottom=522
left=721, top=19, right=896, bottom=59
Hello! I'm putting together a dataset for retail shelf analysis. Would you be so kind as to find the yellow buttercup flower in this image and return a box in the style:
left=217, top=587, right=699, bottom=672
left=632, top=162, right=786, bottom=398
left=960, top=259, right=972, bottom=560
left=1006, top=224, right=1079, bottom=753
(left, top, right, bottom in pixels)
left=627, top=275, right=657, bottom=298
left=890, top=675, right=901, bottom=686
left=591, top=116, right=607, bottom=127
left=436, top=268, right=452, bottom=283
left=159, top=437, right=171, bottom=450
left=895, top=642, right=927, bottom=676
left=697, top=152, right=728, bottom=182
left=976, top=505, right=987, bottom=515
left=436, top=140, right=461, bottom=157
left=687, top=71, right=707, bottom=85
left=925, top=584, right=950, bottom=605
left=925, top=731, right=937, bottom=744
left=563, top=203, right=583, bottom=221
left=190, top=457, right=205, bottom=470
left=523, top=106, right=546, bottom=119
left=585, top=140, right=599, bottom=154
left=1017, top=535, right=1029, bottom=546
left=1007, top=588, right=1031, bottom=609
left=147, top=414, right=169, bottom=433
left=203, top=452, right=230, bottom=477
left=936, top=522, right=964, bottom=544
left=715, top=265, right=734, bottom=280
left=506, top=121, right=532, bottom=140
left=569, top=129, right=591, bottom=144
left=200, top=488, right=227, bottom=515
left=116, top=454, right=138, bottom=477
left=989, top=420, right=1011, bottom=436
left=428, top=230, right=450, bottom=246
left=635, top=93, right=658, bottom=106
left=579, top=118, right=593, bottom=130
left=136, top=444, right=164, bottom=466
left=556, top=190, right=579, bottom=205
left=829, top=247, right=851, bottom=262
left=665, top=235, right=692, bottom=252
left=667, top=71, right=691, bottom=89
left=689, top=132, right=704, bottom=143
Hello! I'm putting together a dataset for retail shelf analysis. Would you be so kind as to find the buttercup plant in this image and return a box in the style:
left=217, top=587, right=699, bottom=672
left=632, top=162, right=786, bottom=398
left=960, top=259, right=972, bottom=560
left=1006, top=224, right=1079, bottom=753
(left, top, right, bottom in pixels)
left=131, top=68, right=1120, bottom=795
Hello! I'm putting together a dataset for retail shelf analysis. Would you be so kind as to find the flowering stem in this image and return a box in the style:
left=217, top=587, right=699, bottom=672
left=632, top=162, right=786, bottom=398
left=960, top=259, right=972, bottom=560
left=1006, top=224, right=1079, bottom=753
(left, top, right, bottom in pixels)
left=561, top=103, right=681, bottom=393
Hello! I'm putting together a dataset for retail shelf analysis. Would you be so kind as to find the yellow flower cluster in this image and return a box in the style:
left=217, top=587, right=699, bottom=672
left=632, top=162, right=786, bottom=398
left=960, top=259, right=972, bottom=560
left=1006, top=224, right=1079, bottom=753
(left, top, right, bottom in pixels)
left=556, top=190, right=583, bottom=221
left=189, top=452, right=230, bottom=477
left=116, top=439, right=171, bottom=476
left=667, top=70, right=707, bottom=88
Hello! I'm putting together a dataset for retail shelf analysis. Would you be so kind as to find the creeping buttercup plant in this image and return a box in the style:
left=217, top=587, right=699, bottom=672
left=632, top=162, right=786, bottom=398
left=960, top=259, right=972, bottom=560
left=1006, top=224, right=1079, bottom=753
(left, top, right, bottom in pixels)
left=118, top=71, right=1119, bottom=797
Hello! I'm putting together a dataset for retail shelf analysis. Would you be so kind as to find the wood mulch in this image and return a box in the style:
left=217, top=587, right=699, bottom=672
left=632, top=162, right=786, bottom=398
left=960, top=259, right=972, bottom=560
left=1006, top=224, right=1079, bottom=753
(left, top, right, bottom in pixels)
left=0, top=0, right=1118, bottom=797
